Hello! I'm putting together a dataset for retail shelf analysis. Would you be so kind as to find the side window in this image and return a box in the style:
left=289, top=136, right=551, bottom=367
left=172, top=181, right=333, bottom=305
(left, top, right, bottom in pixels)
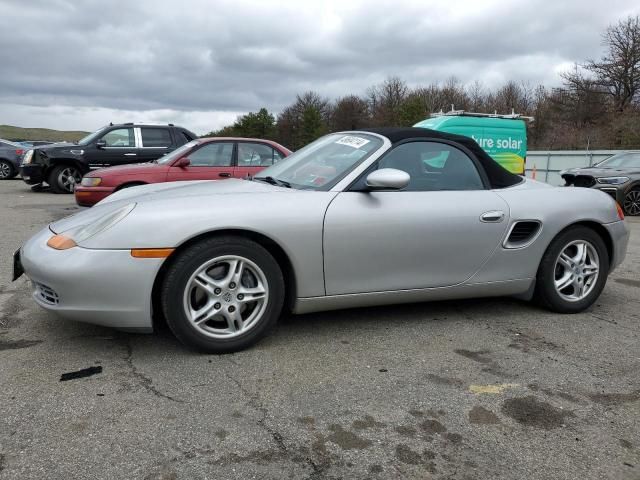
left=237, top=143, right=278, bottom=167
left=180, top=131, right=194, bottom=144
left=141, top=128, right=172, bottom=147
left=274, top=149, right=285, bottom=164
left=378, top=141, right=484, bottom=191
left=102, top=128, right=135, bottom=147
left=188, top=142, right=233, bottom=167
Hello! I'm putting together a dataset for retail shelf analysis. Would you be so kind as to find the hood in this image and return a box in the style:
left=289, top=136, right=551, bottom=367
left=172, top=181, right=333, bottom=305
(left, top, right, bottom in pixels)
left=50, top=179, right=292, bottom=234
left=33, top=142, right=76, bottom=151
left=101, top=178, right=286, bottom=204
left=86, top=162, right=166, bottom=177
left=561, top=167, right=640, bottom=176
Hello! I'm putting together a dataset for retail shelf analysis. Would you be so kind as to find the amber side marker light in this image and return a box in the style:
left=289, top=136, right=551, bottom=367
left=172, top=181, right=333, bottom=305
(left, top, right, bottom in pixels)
left=616, top=202, right=625, bottom=221
left=47, top=235, right=77, bottom=250
left=131, top=248, right=175, bottom=258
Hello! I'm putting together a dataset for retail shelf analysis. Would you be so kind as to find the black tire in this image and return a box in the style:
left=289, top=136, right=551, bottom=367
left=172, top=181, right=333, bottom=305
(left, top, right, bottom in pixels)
left=623, top=187, right=640, bottom=216
left=48, top=164, right=82, bottom=193
left=0, top=160, right=16, bottom=180
left=534, top=226, right=609, bottom=313
left=161, top=236, right=285, bottom=353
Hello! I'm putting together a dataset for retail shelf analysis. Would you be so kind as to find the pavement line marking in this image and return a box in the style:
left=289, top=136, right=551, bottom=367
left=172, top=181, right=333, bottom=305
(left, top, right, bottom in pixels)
left=469, top=383, right=520, bottom=394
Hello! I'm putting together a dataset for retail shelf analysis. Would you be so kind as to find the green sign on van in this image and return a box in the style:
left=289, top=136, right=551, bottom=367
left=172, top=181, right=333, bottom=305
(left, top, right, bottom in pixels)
left=414, top=113, right=530, bottom=174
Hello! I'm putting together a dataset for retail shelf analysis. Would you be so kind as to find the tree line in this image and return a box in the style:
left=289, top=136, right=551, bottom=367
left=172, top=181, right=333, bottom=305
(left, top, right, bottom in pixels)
left=207, top=15, right=640, bottom=152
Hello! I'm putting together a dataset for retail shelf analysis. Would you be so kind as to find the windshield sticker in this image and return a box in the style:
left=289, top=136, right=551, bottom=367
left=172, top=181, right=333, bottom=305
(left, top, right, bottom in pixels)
left=335, top=136, right=370, bottom=149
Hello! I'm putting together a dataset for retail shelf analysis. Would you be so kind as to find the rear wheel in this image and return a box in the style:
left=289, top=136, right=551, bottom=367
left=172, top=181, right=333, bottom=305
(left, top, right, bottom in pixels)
left=535, top=226, right=609, bottom=313
left=161, top=236, right=285, bottom=353
left=49, top=165, right=82, bottom=193
left=623, top=188, right=640, bottom=216
left=0, top=160, right=16, bottom=180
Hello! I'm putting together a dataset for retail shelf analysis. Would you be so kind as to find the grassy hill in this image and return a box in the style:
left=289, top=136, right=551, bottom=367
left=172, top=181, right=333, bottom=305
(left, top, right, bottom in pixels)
left=0, top=124, right=90, bottom=142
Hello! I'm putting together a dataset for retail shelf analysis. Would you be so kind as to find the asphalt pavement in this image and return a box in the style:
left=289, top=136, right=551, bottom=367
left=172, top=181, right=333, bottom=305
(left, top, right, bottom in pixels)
left=0, top=179, right=639, bottom=480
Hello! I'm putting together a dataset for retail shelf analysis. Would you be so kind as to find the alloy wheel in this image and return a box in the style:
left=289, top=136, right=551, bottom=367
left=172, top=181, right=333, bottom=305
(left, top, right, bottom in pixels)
left=553, top=240, right=600, bottom=302
left=182, top=255, right=268, bottom=339
left=58, top=167, right=81, bottom=192
left=623, top=190, right=640, bottom=216
left=0, top=162, right=11, bottom=179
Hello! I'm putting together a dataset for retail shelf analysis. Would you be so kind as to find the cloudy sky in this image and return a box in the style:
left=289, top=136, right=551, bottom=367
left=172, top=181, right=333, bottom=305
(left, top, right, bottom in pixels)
left=1, top=0, right=639, bottom=135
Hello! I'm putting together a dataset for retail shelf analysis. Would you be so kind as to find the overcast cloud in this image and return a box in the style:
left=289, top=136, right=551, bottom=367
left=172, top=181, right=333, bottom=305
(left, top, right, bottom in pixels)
left=1, top=0, right=639, bottom=134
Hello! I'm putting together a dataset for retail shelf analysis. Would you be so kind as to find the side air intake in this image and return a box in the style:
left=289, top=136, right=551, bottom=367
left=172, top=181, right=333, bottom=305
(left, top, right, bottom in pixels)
left=504, top=221, right=542, bottom=249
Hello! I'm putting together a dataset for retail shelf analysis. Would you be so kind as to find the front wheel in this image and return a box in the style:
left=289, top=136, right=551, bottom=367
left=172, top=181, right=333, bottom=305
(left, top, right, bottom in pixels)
left=623, top=188, right=640, bottom=216
left=48, top=165, right=82, bottom=193
left=535, top=226, right=609, bottom=313
left=0, top=160, right=16, bottom=180
left=161, top=236, right=285, bottom=353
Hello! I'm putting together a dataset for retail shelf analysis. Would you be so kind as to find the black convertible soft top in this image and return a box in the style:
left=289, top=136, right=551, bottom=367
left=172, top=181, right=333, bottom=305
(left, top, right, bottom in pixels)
left=361, top=127, right=522, bottom=189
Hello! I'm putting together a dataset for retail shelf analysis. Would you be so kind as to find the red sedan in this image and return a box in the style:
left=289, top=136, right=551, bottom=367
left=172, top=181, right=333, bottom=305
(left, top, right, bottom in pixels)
left=74, top=137, right=291, bottom=206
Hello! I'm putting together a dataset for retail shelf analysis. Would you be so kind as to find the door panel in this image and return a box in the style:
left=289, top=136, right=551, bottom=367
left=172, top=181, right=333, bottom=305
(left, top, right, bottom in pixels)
left=166, top=142, right=234, bottom=182
left=323, top=190, right=509, bottom=295
left=84, top=127, right=138, bottom=167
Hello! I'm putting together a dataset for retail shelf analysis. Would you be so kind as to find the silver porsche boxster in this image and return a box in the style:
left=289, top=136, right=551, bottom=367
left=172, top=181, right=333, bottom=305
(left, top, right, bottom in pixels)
left=15, top=128, right=630, bottom=352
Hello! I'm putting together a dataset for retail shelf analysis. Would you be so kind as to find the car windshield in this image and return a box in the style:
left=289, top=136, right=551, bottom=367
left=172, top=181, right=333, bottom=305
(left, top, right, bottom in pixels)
left=255, top=133, right=384, bottom=190
left=596, top=152, right=640, bottom=168
left=77, top=126, right=110, bottom=146
left=156, top=140, right=200, bottom=164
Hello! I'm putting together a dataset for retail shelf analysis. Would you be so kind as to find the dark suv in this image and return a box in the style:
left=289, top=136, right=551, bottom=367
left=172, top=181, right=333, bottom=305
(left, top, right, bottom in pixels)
left=561, top=151, right=640, bottom=216
left=20, top=123, right=197, bottom=193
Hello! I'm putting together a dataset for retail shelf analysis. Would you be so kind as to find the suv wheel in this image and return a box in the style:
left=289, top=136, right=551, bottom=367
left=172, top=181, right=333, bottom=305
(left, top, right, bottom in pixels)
left=623, top=188, right=640, bottom=216
left=49, top=165, right=82, bottom=193
left=0, top=160, right=16, bottom=180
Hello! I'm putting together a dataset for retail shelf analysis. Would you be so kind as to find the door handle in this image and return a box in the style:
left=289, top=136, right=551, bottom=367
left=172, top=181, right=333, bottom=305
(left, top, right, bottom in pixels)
left=124, top=153, right=137, bottom=156
left=480, top=211, right=505, bottom=223
left=218, top=172, right=231, bottom=177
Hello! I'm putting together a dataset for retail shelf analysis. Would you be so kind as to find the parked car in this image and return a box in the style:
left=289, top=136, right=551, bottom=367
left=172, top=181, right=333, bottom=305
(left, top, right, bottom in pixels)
left=14, top=128, right=629, bottom=353
left=561, top=151, right=640, bottom=216
left=74, top=137, right=291, bottom=206
left=0, top=139, right=25, bottom=180
left=20, top=123, right=197, bottom=193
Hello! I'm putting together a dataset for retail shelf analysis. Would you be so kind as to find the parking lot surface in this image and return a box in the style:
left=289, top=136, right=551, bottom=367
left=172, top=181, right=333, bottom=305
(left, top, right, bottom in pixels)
left=0, top=179, right=639, bottom=480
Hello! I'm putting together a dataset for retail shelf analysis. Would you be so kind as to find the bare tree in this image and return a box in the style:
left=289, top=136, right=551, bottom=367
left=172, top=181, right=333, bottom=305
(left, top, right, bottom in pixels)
left=586, top=15, right=640, bottom=111
left=330, top=95, right=371, bottom=131
left=367, top=76, right=409, bottom=126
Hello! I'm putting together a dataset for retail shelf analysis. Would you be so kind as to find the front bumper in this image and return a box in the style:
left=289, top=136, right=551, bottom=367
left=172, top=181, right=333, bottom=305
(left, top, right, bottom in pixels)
left=74, top=186, right=115, bottom=207
left=20, top=226, right=165, bottom=332
left=591, top=185, right=624, bottom=204
left=20, top=164, right=45, bottom=185
left=603, top=220, right=630, bottom=272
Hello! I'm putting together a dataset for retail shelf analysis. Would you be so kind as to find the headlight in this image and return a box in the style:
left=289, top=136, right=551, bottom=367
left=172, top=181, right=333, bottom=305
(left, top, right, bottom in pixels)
left=81, top=177, right=102, bottom=187
left=74, top=203, right=136, bottom=242
left=22, top=150, right=33, bottom=165
left=597, top=176, right=629, bottom=185
left=48, top=203, right=136, bottom=250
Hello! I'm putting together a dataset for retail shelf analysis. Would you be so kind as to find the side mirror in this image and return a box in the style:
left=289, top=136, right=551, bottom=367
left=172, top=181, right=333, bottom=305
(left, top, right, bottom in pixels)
left=365, top=168, right=410, bottom=191
left=95, top=139, right=106, bottom=149
left=175, top=157, right=190, bottom=168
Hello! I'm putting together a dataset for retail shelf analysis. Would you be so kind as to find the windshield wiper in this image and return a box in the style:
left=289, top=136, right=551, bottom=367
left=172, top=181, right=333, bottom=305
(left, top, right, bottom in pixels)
left=254, top=176, right=291, bottom=188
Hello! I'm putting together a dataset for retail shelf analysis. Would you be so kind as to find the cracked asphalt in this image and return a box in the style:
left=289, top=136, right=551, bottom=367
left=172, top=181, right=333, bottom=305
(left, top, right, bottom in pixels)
left=0, top=179, right=639, bottom=480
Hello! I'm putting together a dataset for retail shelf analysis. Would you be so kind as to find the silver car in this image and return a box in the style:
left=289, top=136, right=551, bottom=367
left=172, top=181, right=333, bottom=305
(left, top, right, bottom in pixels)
left=15, top=128, right=630, bottom=352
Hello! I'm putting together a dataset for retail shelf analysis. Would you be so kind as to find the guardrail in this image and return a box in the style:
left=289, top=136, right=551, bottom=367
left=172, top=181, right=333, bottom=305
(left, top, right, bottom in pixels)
left=523, top=150, right=623, bottom=185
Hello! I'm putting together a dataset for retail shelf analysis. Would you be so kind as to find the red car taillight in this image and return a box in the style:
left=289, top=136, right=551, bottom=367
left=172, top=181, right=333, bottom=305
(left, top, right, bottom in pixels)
left=15, top=149, right=24, bottom=155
